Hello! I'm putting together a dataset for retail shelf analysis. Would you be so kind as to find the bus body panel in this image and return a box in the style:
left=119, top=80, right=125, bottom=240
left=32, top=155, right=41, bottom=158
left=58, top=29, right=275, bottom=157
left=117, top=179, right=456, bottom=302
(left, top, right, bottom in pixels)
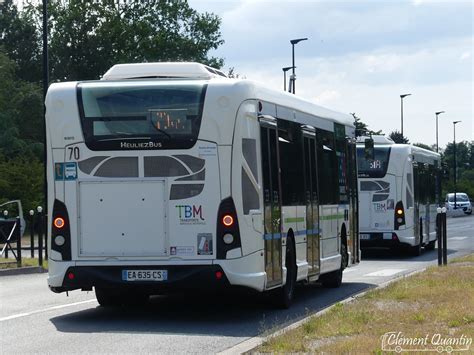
left=46, top=68, right=358, bottom=297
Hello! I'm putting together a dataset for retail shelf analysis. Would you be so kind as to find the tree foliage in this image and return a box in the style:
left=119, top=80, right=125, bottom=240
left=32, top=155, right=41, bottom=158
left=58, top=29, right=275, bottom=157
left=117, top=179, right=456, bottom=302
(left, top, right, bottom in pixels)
left=389, top=130, right=409, bottom=144
left=351, top=113, right=383, bottom=137
left=2, top=0, right=225, bottom=82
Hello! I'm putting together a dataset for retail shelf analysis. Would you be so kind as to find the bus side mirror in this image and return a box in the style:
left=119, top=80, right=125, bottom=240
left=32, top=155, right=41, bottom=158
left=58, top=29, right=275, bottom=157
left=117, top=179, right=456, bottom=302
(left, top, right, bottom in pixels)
left=364, top=138, right=374, bottom=160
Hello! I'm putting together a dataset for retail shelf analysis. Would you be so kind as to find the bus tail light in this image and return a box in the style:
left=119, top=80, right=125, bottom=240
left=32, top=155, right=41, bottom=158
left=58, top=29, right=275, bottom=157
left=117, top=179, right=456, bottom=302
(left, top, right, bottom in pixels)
left=216, top=197, right=241, bottom=259
left=51, top=199, right=72, bottom=260
left=394, top=201, right=405, bottom=230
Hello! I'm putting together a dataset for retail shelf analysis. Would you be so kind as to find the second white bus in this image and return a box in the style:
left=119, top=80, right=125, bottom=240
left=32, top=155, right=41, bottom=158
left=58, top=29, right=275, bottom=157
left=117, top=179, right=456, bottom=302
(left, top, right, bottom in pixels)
left=357, top=136, right=441, bottom=255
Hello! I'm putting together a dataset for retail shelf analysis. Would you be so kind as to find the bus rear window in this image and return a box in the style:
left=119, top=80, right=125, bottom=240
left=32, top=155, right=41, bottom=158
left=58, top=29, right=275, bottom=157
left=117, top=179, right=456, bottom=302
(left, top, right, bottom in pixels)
left=357, top=146, right=391, bottom=178
left=77, top=81, right=207, bottom=150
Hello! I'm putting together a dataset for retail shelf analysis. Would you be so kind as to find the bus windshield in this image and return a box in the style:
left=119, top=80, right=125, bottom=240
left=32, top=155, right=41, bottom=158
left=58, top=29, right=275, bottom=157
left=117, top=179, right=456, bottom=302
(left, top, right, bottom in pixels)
left=77, top=81, right=207, bottom=150
left=357, top=146, right=391, bottom=178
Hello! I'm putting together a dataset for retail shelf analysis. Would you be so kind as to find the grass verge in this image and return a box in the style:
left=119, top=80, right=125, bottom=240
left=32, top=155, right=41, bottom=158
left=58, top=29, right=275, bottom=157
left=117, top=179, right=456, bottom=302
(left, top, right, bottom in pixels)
left=0, top=258, right=48, bottom=270
left=256, top=253, right=474, bottom=354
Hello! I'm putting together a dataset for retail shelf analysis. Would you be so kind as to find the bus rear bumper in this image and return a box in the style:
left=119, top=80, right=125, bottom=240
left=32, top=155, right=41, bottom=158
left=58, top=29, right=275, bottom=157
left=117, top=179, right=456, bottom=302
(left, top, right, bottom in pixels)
left=360, top=229, right=416, bottom=249
left=49, top=264, right=231, bottom=293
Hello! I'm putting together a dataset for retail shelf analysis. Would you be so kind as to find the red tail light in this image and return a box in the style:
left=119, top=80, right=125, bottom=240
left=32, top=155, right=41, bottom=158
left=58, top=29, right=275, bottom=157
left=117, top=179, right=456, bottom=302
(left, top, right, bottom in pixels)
left=54, top=217, right=65, bottom=229
left=222, top=214, right=234, bottom=227
left=394, top=201, right=406, bottom=230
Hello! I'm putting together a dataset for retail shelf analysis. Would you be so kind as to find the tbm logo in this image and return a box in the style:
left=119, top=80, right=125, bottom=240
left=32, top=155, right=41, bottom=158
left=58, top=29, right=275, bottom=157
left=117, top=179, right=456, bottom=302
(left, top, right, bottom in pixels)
left=175, top=205, right=204, bottom=220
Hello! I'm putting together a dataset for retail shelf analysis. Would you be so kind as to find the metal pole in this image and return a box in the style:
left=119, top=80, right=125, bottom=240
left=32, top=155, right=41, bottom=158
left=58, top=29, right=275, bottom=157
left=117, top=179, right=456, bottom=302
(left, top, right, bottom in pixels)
left=38, top=211, right=43, bottom=267
left=291, top=43, right=295, bottom=94
left=436, top=210, right=442, bottom=265
left=442, top=211, right=447, bottom=265
left=44, top=213, right=48, bottom=260
left=400, top=96, right=404, bottom=137
left=283, top=71, right=286, bottom=91
left=16, top=217, right=22, bottom=267
left=436, top=114, right=439, bottom=153
left=42, top=0, right=49, bottom=230
left=30, top=211, right=34, bottom=258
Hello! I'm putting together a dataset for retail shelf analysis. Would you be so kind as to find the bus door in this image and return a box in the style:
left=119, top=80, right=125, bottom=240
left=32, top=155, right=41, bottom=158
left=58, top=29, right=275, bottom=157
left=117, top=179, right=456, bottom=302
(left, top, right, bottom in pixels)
left=303, top=131, right=320, bottom=276
left=260, top=118, right=283, bottom=287
left=347, top=141, right=360, bottom=263
left=413, top=162, right=421, bottom=241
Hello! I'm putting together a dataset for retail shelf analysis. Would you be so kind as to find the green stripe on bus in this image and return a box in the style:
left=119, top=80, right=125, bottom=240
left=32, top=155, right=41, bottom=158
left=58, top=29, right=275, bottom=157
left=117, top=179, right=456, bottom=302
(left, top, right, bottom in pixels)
left=320, top=214, right=345, bottom=220
left=284, top=217, right=305, bottom=223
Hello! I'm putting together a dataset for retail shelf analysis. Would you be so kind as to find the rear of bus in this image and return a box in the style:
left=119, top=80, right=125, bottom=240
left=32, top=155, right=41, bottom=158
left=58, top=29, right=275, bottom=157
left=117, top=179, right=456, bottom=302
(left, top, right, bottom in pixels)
left=356, top=142, right=410, bottom=249
left=45, top=63, right=263, bottom=299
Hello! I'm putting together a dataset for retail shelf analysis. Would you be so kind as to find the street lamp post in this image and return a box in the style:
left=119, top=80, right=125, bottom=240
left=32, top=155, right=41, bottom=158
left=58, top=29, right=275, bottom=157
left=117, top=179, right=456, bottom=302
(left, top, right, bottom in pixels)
left=282, top=66, right=294, bottom=92
left=42, top=0, right=49, bottom=219
left=289, top=38, right=308, bottom=94
left=435, top=111, right=445, bottom=153
left=453, top=121, right=461, bottom=209
left=400, top=93, right=411, bottom=137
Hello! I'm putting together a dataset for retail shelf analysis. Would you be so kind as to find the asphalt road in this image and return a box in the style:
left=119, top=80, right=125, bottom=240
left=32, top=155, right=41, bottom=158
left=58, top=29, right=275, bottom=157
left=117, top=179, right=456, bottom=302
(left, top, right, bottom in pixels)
left=1, top=214, right=472, bottom=354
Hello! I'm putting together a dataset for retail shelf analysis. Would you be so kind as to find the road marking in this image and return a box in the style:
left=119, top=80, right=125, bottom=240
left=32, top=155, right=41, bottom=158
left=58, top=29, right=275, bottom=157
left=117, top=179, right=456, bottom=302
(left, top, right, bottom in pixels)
left=343, top=268, right=357, bottom=273
left=449, top=237, right=468, bottom=241
left=365, top=269, right=406, bottom=277
left=0, top=299, right=97, bottom=322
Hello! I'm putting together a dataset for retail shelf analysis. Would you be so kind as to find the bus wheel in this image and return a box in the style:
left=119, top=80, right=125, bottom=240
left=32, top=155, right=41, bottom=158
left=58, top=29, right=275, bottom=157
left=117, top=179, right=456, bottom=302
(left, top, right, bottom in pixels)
left=95, top=288, right=122, bottom=307
left=95, top=288, right=148, bottom=307
left=425, top=240, right=436, bottom=251
left=274, top=236, right=296, bottom=309
left=321, top=242, right=345, bottom=288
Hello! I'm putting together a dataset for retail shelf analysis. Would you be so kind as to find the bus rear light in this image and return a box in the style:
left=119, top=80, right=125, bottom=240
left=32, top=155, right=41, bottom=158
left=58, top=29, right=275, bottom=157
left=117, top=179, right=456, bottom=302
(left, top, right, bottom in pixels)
left=55, top=235, right=65, bottom=246
left=392, top=233, right=399, bottom=241
left=394, top=201, right=405, bottom=230
left=223, top=233, right=234, bottom=245
left=51, top=199, right=72, bottom=260
left=67, top=272, right=75, bottom=280
left=215, top=271, right=223, bottom=280
left=216, top=197, right=241, bottom=259
left=222, top=215, right=234, bottom=227
left=54, top=217, right=65, bottom=229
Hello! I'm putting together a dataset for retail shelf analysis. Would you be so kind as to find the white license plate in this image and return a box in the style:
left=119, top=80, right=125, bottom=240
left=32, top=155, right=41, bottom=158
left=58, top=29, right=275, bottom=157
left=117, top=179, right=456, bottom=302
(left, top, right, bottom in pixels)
left=122, top=270, right=168, bottom=282
left=360, top=234, right=371, bottom=240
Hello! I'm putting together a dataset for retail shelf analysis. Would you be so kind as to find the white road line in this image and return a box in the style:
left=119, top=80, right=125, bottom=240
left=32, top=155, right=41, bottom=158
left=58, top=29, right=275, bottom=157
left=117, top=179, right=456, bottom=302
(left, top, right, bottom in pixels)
left=364, top=269, right=406, bottom=277
left=0, top=299, right=97, bottom=322
left=449, top=237, right=468, bottom=241
left=343, top=268, right=357, bottom=273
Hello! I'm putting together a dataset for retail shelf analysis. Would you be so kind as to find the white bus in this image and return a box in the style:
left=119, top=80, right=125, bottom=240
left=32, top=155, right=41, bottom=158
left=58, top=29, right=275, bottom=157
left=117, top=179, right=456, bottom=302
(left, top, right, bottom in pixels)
left=357, top=136, right=441, bottom=255
left=46, top=62, right=359, bottom=308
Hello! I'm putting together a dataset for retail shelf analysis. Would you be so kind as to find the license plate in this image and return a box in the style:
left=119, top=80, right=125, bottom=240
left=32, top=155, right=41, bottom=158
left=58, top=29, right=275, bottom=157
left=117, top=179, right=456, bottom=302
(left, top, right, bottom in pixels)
left=122, top=270, right=168, bottom=282
left=360, top=234, right=371, bottom=240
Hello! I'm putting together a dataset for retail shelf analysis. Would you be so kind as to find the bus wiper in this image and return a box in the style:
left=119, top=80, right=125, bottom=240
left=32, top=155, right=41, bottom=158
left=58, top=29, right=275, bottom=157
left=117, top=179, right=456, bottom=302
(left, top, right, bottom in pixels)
left=95, top=136, right=152, bottom=142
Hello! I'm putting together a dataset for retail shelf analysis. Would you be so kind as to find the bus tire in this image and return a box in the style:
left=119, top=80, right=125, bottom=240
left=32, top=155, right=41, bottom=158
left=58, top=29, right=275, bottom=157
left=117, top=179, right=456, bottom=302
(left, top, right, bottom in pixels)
left=274, top=236, right=296, bottom=309
left=95, top=288, right=122, bottom=307
left=425, top=240, right=436, bottom=251
left=95, top=288, right=148, bottom=307
left=321, top=242, right=345, bottom=288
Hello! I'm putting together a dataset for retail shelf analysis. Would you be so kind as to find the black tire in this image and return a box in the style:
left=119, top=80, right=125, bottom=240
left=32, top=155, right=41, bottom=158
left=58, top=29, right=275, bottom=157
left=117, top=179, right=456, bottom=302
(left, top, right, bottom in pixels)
left=411, top=241, right=422, bottom=256
left=465, top=211, right=472, bottom=215
left=274, top=237, right=296, bottom=309
left=95, top=288, right=149, bottom=307
left=321, top=242, right=346, bottom=288
left=95, top=288, right=122, bottom=307
left=425, top=240, right=436, bottom=251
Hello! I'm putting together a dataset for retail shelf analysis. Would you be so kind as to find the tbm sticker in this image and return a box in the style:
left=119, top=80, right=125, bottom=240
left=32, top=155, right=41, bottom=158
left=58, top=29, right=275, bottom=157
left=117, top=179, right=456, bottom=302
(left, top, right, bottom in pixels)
left=175, top=205, right=205, bottom=225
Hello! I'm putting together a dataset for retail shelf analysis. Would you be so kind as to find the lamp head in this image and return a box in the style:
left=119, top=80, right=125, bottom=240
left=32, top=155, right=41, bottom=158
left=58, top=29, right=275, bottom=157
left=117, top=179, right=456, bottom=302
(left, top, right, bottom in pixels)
left=400, top=93, right=411, bottom=99
left=290, top=38, right=308, bottom=45
left=453, top=120, right=461, bottom=125
left=435, top=111, right=445, bottom=115
left=282, top=66, right=294, bottom=72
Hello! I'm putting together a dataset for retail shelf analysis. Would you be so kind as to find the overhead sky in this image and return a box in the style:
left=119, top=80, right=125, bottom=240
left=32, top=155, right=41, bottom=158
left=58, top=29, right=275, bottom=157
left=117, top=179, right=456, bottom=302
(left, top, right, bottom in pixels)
left=188, top=0, right=473, bottom=148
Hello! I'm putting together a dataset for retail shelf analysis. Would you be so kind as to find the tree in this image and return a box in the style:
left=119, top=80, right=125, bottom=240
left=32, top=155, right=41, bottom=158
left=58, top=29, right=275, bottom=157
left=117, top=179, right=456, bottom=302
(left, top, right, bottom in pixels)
left=0, top=50, right=43, bottom=160
left=389, top=130, right=409, bottom=144
left=351, top=113, right=383, bottom=137
left=0, top=0, right=42, bottom=83
left=9, top=0, right=225, bottom=82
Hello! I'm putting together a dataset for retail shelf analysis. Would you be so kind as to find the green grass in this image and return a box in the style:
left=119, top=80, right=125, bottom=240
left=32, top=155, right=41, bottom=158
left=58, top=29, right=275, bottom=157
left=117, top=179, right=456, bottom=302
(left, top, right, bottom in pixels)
left=0, top=257, right=47, bottom=269
left=256, top=253, right=474, bottom=354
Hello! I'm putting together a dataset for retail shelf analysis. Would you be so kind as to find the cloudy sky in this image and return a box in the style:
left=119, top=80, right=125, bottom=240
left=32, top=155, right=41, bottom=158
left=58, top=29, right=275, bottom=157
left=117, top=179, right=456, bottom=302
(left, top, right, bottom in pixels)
left=189, top=0, right=472, bottom=148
